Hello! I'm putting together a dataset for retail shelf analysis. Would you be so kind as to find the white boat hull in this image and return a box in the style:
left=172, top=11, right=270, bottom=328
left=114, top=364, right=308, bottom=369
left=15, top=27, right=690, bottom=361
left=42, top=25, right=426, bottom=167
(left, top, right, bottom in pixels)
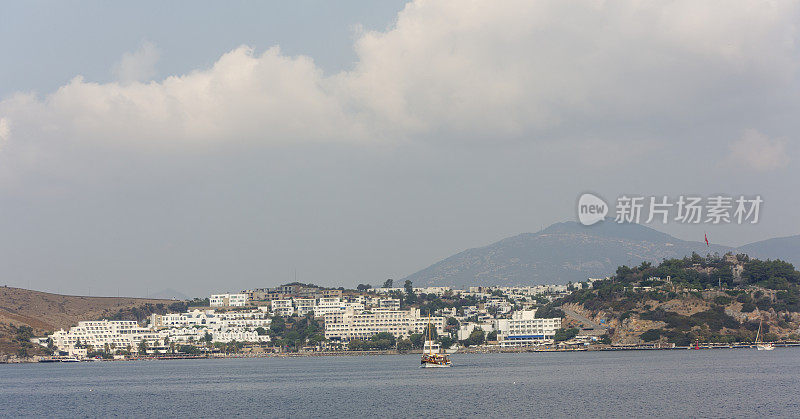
left=757, top=344, right=775, bottom=351
left=421, top=363, right=451, bottom=368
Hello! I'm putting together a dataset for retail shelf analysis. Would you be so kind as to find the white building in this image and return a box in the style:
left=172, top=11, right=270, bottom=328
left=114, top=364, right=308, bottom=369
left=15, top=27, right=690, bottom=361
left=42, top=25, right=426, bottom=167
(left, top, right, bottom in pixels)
left=495, top=310, right=561, bottom=347
left=457, top=322, right=495, bottom=341
left=271, top=299, right=295, bottom=316
left=378, top=298, right=401, bottom=311
left=294, top=298, right=316, bottom=316
left=414, top=287, right=451, bottom=296
left=210, top=293, right=248, bottom=307
left=324, top=308, right=445, bottom=342
left=49, top=320, right=158, bottom=353
left=314, top=297, right=345, bottom=317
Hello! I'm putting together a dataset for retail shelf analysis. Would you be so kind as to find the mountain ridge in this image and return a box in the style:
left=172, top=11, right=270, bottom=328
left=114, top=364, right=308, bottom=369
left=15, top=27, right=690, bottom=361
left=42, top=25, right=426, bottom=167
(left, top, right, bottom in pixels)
left=402, top=220, right=798, bottom=289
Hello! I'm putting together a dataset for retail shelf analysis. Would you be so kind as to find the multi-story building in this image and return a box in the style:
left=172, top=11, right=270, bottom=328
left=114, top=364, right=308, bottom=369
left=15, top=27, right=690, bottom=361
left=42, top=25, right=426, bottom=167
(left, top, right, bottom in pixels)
left=314, top=297, right=344, bottom=317
left=414, top=287, right=451, bottom=296
left=457, top=322, right=496, bottom=341
left=210, top=293, right=248, bottom=307
left=322, top=289, right=343, bottom=299
left=324, top=308, right=445, bottom=342
left=294, top=298, right=316, bottom=316
left=495, top=310, right=561, bottom=347
left=49, top=320, right=159, bottom=353
left=271, top=299, right=295, bottom=316
left=378, top=298, right=401, bottom=310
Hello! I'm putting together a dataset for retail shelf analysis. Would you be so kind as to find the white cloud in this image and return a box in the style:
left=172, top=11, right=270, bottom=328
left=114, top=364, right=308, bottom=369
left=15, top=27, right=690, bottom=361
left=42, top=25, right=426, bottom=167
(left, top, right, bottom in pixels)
left=113, top=41, right=160, bottom=83
left=0, top=118, right=9, bottom=149
left=726, top=129, right=790, bottom=171
left=1, top=0, right=799, bottom=152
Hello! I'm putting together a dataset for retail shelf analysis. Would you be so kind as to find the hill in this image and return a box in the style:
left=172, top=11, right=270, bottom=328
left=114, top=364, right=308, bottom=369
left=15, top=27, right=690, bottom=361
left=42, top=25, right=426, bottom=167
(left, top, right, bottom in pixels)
left=0, top=286, right=178, bottom=361
left=403, top=220, right=733, bottom=288
left=402, top=220, right=800, bottom=288
left=549, top=255, right=800, bottom=345
left=739, top=235, right=800, bottom=265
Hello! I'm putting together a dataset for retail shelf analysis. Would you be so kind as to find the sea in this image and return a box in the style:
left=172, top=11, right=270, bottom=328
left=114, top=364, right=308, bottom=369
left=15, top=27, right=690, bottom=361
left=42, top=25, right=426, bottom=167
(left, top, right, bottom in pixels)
left=1, top=348, right=799, bottom=418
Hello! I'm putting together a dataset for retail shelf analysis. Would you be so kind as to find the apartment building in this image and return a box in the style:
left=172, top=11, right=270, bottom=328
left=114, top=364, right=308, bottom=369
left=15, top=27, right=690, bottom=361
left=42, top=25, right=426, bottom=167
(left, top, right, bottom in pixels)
left=210, top=293, right=248, bottom=307
left=49, top=320, right=159, bottom=352
left=271, top=299, right=295, bottom=316
left=495, top=310, right=561, bottom=347
left=314, top=297, right=344, bottom=317
left=378, top=298, right=401, bottom=310
left=294, top=298, right=316, bottom=316
left=324, top=308, right=445, bottom=342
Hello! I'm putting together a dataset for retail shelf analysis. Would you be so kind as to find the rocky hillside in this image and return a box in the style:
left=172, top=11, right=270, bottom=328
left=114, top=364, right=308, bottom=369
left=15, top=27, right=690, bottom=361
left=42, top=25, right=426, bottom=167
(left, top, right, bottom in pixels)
left=0, top=286, right=179, bottom=361
left=549, top=255, right=800, bottom=345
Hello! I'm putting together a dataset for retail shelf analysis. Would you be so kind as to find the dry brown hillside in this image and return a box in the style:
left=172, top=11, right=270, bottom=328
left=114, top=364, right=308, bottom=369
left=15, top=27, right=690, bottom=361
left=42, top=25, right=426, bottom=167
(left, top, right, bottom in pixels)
left=0, top=286, right=175, bottom=334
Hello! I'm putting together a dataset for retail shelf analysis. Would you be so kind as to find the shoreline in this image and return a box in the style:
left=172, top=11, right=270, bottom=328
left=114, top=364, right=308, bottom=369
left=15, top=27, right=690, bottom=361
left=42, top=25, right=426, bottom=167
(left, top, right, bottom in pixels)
left=5, top=342, right=799, bottom=364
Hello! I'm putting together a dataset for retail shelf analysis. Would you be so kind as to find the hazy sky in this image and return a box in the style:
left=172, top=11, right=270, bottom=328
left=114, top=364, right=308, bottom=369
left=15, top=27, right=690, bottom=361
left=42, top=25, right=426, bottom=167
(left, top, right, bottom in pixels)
left=1, top=1, right=799, bottom=297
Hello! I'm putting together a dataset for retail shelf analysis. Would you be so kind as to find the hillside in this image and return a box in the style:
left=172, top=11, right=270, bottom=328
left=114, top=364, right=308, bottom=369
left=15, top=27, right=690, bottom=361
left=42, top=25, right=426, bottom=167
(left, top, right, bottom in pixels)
left=549, top=255, right=800, bottom=345
left=739, top=235, right=800, bottom=265
left=403, top=220, right=800, bottom=288
left=404, top=220, right=732, bottom=288
left=0, top=286, right=178, bottom=361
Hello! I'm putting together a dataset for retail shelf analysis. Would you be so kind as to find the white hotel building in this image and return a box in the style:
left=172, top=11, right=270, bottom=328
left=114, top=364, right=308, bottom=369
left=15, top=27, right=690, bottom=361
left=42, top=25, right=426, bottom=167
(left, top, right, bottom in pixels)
left=49, top=320, right=159, bottom=352
left=495, top=310, right=561, bottom=347
left=324, top=308, right=445, bottom=342
left=210, top=293, right=248, bottom=307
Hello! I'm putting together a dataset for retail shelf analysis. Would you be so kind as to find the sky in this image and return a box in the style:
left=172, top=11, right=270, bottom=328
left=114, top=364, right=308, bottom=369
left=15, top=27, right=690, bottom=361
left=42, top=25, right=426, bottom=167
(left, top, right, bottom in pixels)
left=1, top=0, right=799, bottom=298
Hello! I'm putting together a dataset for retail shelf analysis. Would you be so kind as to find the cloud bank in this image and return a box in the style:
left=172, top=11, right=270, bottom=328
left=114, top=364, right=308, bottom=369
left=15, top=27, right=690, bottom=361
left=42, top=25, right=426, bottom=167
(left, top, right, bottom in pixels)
left=726, top=129, right=790, bottom=171
left=1, top=0, right=799, bottom=152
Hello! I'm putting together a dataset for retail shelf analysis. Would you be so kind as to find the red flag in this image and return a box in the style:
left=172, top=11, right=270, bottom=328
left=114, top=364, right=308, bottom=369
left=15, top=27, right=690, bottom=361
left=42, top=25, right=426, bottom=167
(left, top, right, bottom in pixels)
left=704, top=233, right=709, bottom=247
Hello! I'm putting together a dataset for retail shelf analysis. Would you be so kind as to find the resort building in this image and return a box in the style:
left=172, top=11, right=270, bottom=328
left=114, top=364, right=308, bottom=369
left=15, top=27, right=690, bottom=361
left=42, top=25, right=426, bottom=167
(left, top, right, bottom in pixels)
left=210, top=293, right=248, bottom=307
left=271, top=299, right=295, bottom=317
left=294, top=298, right=316, bottom=316
left=314, top=297, right=345, bottom=317
left=495, top=310, right=561, bottom=347
left=324, top=307, right=445, bottom=342
left=49, top=320, right=159, bottom=352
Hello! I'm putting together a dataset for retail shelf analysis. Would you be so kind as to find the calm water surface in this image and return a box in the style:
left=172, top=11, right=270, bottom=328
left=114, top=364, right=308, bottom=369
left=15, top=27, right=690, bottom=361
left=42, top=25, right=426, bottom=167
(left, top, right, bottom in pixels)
left=1, top=349, right=799, bottom=417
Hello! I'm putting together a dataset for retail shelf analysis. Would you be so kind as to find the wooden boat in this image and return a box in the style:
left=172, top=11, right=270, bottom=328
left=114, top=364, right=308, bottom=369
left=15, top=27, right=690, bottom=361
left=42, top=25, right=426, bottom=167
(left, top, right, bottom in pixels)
left=420, top=313, right=451, bottom=368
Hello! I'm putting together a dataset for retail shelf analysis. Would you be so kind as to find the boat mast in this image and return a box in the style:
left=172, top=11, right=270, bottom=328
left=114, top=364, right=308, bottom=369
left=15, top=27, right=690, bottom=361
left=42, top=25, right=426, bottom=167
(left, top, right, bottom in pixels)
left=756, top=319, right=762, bottom=344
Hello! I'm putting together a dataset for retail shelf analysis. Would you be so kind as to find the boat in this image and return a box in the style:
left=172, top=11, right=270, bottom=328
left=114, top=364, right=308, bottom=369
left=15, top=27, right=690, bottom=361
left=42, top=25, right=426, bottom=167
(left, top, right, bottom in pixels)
left=420, top=313, right=451, bottom=368
left=755, top=319, right=774, bottom=351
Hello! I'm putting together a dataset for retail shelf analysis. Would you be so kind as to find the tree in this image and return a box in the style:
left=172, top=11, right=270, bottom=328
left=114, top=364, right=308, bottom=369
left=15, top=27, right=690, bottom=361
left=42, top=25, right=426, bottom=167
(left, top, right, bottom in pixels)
left=348, top=339, right=366, bottom=351
left=383, top=279, right=394, bottom=289
left=486, top=331, right=498, bottom=341
left=270, top=316, right=286, bottom=335
left=255, top=327, right=268, bottom=336
left=203, top=332, right=213, bottom=343
left=404, top=280, right=414, bottom=294
left=397, top=338, right=413, bottom=351
left=356, top=284, right=372, bottom=291
left=438, top=336, right=455, bottom=349
left=138, top=340, right=148, bottom=354
left=553, top=328, right=580, bottom=343
left=369, top=332, right=396, bottom=350
left=409, top=333, right=424, bottom=349
left=460, top=328, right=486, bottom=347
left=179, top=345, right=201, bottom=355
left=640, top=329, right=662, bottom=342
left=404, top=280, right=416, bottom=305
